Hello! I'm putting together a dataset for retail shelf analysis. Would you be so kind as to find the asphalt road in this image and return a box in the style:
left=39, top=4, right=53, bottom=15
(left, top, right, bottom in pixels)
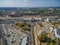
left=1, top=24, right=26, bottom=45
left=0, top=24, right=5, bottom=45
left=30, top=23, right=35, bottom=45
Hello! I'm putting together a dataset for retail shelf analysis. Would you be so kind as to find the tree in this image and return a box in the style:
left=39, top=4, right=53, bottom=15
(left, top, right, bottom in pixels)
left=16, top=22, right=25, bottom=27
left=38, top=33, right=44, bottom=42
left=22, top=26, right=30, bottom=31
left=48, top=42, right=53, bottom=45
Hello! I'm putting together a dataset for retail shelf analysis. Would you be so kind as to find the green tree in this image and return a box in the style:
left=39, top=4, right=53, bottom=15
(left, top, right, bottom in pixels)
left=22, top=26, right=30, bottom=31
left=16, top=22, right=25, bottom=27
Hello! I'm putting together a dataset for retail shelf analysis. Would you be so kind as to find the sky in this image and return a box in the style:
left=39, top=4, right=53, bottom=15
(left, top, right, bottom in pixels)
left=0, top=0, right=60, bottom=7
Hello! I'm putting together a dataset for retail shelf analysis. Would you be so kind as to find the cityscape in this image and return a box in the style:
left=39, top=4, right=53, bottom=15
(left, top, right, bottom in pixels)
left=0, top=0, right=60, bottom=45
left=0, top=7, right=60, bottom=45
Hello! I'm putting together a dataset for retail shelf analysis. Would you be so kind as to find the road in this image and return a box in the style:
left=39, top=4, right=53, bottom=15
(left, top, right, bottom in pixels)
left=17, top=22, right=35, bottom=45
left=1, top=24, right=26, bottom=45
left=0, top=24, right=5, bottom=45
left=29, top=23, right=35, bottom=45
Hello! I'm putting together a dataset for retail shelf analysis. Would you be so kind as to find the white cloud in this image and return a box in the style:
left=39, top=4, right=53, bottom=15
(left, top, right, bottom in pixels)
left=23, top=0, right=28, bottom=2
left=0, top=0, right=59, bottom=7
left=0, top=0, right=28, bottom=7
left=0, top=0, right=15, bottom=7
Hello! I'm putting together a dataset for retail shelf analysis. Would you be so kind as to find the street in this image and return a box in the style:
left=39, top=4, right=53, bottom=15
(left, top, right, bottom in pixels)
left=1, top=24, right=26, bottom=45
